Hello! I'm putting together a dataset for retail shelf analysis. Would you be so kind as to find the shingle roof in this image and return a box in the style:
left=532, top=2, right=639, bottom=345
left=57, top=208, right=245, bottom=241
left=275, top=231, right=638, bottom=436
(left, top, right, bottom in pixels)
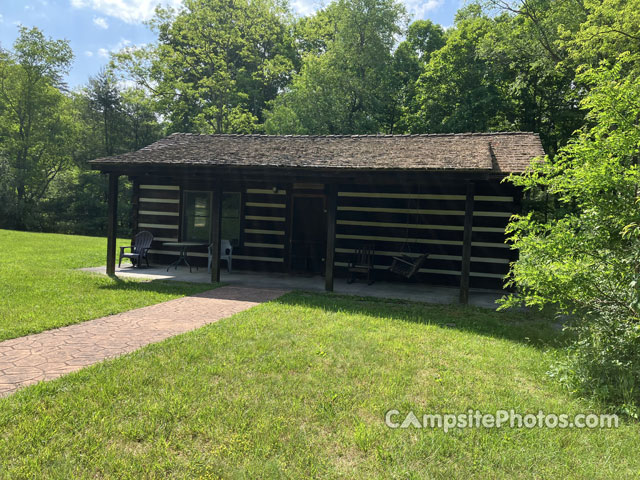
left=89, top=132, right=545, bottom=174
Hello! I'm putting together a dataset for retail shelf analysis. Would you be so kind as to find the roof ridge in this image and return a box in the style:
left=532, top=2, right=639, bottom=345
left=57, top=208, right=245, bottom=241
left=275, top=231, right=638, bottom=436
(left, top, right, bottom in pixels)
left=164, top=131, right=536, bottom=138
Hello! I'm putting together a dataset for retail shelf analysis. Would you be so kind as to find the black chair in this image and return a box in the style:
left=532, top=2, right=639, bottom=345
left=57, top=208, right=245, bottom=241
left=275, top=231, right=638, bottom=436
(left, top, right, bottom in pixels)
left=348, top=244, right=375, bottom=285
left=389, top=253, right=429, bottom=279
left=119, top=231, right=153, bottom=268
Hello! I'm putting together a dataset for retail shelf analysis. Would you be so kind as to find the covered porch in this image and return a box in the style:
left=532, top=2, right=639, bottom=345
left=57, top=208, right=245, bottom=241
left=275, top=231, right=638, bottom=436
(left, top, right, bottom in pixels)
left=82, top=264, right=504, bottom=309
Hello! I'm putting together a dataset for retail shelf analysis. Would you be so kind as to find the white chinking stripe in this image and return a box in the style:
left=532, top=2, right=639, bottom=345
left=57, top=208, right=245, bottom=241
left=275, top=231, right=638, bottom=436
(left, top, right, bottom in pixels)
left=139, top=185, right=180, bottom=191
left=246, top=202, right=286, bottom=209
left=138, top=223, right=178, bottom=230
left=337, top=206, right=512, bottom=218
left=334, top=248, right=510, bottom=264
left=244, top=242, right=285, bottom=249
left=139, top=197, right=180, bottom=204
left=336, top=233, right=509, bottom=249
left=138, top=210, right=179, bottom=217
left=245, top=215, right=286, bottom=222
left=245, top=228, right=285, bottom=235
left=338, top=192, right=513, bottom=202
left=246, top=188, right=286, bottom=195
left=336, top=219, right=505, bottom=233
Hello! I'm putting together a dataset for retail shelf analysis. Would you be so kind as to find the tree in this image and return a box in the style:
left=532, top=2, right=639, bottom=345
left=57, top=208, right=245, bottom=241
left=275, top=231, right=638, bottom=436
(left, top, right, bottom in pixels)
left=265, top=0, right=407, bottom=134
left=120, top=88, right=163, bottom=151
left=87, top=68, right=121, bottom=156
left=387, top=20, right=445, bottom=133
left=115, top=0, right=297, bottom=134
left=407, top=6, right=508, bottom=133
left=0, top=27, right=75, bottom=228
left=503, top=53, right=640, bottom=411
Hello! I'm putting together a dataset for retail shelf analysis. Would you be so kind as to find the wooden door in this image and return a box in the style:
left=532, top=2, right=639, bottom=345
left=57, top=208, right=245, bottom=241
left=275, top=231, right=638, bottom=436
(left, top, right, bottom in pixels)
left=290, top=195, right=327, bottom=273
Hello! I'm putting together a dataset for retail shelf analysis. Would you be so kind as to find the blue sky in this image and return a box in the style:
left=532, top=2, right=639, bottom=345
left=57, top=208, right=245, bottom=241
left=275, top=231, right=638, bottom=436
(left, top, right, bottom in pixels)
left=0, top=0, right=462, bottom=88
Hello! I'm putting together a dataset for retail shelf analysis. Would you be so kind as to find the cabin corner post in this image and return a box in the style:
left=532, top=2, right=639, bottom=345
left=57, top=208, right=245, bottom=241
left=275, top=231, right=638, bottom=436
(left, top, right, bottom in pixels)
left=459, top=181, right=475, bottom=304
left=209, top=185, right=223, bottom=283
left=325, top=183, right=338, bottom=292
left=106, top=172, right=119, bottom=276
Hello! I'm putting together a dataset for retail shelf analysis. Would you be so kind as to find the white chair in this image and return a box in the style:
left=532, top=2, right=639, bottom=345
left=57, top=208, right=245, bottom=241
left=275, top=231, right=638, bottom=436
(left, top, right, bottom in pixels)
left=208, top=239, right=233, bottom=273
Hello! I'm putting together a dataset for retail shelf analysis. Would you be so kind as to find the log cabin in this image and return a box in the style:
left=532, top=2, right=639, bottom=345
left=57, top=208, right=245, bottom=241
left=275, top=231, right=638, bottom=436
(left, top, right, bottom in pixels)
left=89, top=132, right=545, bottom=303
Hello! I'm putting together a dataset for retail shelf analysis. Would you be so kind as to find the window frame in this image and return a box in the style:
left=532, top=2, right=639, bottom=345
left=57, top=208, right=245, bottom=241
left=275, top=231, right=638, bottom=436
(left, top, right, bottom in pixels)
left=181, top=190, right=212, bottom=243
left=181, top=190, right=243, bottom=245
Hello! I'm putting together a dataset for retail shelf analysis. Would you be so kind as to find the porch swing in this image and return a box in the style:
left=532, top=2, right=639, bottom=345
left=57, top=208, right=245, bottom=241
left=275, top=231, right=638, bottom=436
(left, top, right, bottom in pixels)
left=388, top=194, right=430, bottom=279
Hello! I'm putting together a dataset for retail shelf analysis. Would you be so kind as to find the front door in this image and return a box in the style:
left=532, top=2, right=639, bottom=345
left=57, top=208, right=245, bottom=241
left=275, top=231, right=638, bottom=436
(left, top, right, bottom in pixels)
left=290, top=195, right=327, bottom=274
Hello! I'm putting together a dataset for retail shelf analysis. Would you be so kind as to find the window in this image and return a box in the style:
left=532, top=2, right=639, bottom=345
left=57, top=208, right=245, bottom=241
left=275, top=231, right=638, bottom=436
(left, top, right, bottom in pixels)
left=183, top=191, right=211, bottom=242
left=182, top=191, right=242, bottom=245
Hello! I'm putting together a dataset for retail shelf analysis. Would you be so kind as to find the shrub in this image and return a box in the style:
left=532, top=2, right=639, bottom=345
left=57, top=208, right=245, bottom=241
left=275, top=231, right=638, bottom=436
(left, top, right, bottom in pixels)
left=502, top=53, right=640, bottom=412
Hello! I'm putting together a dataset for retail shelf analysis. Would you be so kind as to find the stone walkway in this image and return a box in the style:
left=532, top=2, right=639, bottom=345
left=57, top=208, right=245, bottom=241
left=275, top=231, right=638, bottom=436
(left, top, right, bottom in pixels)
left=0, top=286, right=287, bottom=397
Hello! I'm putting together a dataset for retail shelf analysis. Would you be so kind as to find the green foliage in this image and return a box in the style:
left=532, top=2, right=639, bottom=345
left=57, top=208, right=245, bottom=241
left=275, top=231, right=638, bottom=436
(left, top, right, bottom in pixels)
left=265, top=0, right=407, bottom=134
left=410, top=7, right=508, bottom=133
left=115, top=0, right=296, bottom=133
left=401, top=2, right=586, bottom=153
left=0, top=27, right=75, bottom=228
left=502, top=53, right=640, bottom=410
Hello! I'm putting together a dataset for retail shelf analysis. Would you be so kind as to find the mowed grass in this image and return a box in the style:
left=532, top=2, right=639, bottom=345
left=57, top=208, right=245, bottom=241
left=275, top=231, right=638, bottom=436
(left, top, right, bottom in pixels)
left=1, top=292, right=638, bottom=478
left=0, top=229, right=215, bottom=341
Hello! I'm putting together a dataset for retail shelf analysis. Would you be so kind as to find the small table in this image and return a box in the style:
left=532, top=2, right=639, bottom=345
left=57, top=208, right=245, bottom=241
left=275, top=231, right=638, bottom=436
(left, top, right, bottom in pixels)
left=163, top=242, right=208, bottom=272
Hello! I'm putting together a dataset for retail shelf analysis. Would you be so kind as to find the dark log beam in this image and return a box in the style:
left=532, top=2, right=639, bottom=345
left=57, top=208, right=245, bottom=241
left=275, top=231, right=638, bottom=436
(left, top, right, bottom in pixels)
left=106, top=173, right=119, bottom=276
left=101, top=165, right=502, bottom=187
left=459, top=181, right=475, bottom=304
left=325, top=184, right=338, bottom=291
left=209, top=185, right=223, bottom=283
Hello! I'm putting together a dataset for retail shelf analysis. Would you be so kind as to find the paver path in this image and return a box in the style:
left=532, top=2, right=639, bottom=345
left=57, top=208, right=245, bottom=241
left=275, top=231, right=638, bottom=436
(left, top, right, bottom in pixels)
left=0, top=286, right=288, bottom=397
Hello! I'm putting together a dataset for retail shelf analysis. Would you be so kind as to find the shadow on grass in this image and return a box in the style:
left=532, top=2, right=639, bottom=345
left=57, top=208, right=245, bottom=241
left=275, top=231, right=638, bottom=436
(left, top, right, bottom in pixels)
left=275, top=290, right=571, bottom=349
left=97, top=275, right=220, bottom=296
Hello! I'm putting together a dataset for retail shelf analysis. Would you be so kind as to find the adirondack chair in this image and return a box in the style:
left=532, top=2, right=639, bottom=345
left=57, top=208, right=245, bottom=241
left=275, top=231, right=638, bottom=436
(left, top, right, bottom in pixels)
left=208, top=239, right=233, bottom=273
left=389, top=253, right=429, bottom=279
left=119, top=231, right=153, bottom=268
left=347, top=244, right=375, bottom=285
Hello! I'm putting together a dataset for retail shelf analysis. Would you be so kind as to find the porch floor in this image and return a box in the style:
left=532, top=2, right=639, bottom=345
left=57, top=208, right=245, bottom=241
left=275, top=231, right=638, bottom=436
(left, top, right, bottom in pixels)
left=82, top=264, right=505, bottom=309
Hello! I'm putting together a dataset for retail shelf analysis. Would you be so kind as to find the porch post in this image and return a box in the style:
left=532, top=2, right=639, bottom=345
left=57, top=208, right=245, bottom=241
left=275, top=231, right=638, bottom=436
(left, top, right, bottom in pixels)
left=106, top=172, right=119, bottom=276
left=325, top=183, right=338, bottom=291
left=209, top=185, right=223, bottom=283
left=459, top=181, right=475, bottom=304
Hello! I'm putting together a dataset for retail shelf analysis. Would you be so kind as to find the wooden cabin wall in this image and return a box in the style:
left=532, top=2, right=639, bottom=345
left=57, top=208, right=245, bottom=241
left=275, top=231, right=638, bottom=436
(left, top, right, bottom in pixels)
left=130, top=177, right=517, bottom=289
left=134, top=183, right=188, bottom=262
left=332, top=181, right=518, bottom=290
left=234, top=188, right=287, bottom=270
left=131, top=180, right=288, bottom=270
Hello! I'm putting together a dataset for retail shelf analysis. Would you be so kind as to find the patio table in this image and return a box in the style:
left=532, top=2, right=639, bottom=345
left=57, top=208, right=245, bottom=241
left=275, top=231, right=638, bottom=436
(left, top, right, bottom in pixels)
left=163, top=242, right=208, bottom=272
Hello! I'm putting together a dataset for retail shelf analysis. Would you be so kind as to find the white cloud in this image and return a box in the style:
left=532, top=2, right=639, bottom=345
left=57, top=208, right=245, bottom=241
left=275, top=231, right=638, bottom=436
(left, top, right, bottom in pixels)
left=93, top=16, right=109, bottom=29
left=0, top=14, right=4, bottom=23
left=70, top=0, right=183, bottom=24
left=71, top=0, right=444, bottom=26
left=405, top=0, right=443, bottom=19
left=291, top=0, right=323, bottom=16
left=95, top=38, right=132, bottom=60
left=85, top=50, right=94, bottom=57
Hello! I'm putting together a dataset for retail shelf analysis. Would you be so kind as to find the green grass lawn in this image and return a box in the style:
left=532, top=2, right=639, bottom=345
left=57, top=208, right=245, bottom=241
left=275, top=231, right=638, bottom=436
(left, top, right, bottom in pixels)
left=1, top=290, right=638, bottom=478
left=0, top=229, right=215, bottom=341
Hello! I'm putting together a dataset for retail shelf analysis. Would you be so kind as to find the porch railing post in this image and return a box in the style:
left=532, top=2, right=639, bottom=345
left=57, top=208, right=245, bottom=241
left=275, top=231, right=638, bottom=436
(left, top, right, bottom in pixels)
left=106, top=172, right=119, bottom=276
left=210, top=184, right=223, bottom=283
left=325, top=183, right=338, bottom=292
left=459, top=181, right=475, bottom=304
